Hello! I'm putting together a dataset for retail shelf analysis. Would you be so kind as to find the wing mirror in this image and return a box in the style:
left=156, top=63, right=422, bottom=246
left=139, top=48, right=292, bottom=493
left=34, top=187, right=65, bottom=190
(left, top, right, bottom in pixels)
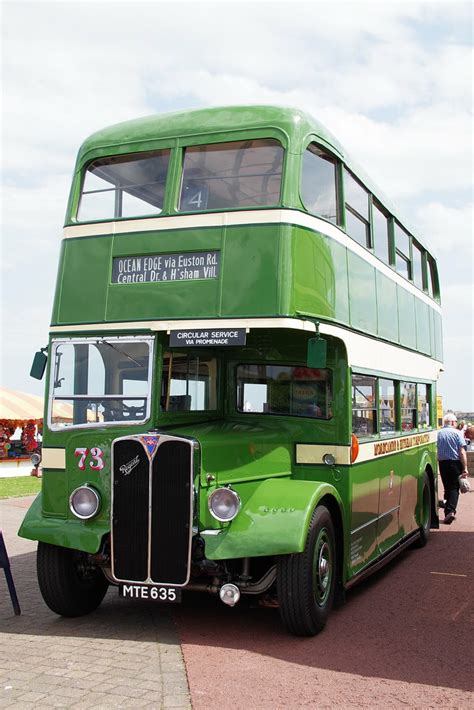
left=306, top=323, right=327, bottom=368
left=30, top=347, right=48, bottom=380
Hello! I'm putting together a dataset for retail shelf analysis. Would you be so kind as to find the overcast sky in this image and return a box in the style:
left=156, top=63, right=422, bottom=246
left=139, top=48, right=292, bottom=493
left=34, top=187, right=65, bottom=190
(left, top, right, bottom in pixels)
left=1, top=0, right=473, bottom=410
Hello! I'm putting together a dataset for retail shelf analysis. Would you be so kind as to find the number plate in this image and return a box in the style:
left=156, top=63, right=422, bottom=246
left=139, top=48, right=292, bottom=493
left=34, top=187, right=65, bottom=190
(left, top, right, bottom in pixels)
left=119, top=584, right=181, bottom=603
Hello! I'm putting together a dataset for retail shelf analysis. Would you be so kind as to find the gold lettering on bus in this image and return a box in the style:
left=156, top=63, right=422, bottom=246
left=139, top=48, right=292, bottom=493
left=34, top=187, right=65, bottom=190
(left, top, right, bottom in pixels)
left=374, top=433, right=430, bottom=457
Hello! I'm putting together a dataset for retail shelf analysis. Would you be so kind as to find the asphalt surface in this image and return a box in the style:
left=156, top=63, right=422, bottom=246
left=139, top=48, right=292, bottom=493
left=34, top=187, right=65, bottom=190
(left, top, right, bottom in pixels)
left=1, top=481, right=473, bottom=708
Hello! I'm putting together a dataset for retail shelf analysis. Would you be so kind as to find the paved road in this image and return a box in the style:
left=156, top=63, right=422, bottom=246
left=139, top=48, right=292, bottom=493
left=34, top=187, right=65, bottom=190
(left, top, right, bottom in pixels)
left=0, top=497, right=190, bottom=709
left=175, top=480, right=474, bottom=708
left=2, top=484, right=473, bottom=708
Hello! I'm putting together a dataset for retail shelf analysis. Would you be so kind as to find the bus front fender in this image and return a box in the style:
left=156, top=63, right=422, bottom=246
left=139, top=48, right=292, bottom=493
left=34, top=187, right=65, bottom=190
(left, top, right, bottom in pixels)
left=18, top=493, right=108, bottom=554
left=202, top=477, right=344, bottom=560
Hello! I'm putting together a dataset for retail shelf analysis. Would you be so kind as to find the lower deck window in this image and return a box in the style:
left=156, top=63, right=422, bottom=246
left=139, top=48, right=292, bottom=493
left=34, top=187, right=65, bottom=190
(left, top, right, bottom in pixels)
left=352, top=375, right=377, bottom=436
left=236, top=365, right=332, bottom=419
left=401, top=382, right=416, bottom=431
left=161, top=353, right=218, bottom=411
left=379, top=379, right=396, bottom=433
left=352, top=373, right=432, bottom=438
left=417, top=384, right=431, bottom=428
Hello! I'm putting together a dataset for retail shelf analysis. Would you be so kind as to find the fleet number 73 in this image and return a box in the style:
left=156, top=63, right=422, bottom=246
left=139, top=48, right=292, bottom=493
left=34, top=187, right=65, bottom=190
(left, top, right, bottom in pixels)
left=74, top=447, right=105, bottom=471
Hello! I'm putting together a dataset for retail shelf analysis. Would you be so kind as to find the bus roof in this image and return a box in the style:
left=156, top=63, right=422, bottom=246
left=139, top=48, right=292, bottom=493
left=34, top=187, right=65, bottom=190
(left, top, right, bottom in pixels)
left=77, top=104, right=345, bottom=161
left=74, top=104, right=432, bottom=257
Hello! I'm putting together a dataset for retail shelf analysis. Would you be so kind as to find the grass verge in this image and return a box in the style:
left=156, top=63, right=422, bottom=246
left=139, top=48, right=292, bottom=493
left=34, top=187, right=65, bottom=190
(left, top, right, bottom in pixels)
left=0, top=476, right=42, bottom=499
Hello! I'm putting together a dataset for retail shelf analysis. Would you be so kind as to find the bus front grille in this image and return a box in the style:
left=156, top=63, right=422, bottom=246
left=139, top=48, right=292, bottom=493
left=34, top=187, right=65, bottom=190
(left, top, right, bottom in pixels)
left=111, top=435, right=193, bottom=586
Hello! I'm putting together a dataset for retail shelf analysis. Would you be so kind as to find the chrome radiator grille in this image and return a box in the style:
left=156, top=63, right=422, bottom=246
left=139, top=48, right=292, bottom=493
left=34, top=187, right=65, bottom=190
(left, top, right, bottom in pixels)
left=111, top=434, right=193, bottom=585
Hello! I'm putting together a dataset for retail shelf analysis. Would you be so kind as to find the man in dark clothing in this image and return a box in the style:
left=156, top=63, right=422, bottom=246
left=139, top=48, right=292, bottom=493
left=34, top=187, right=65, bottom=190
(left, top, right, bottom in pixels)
left=437, top=413, right=469, bottom=524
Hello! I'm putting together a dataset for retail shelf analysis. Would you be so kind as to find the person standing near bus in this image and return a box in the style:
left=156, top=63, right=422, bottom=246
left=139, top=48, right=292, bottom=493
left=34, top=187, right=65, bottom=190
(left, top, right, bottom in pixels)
left=437, top=413, right=469, bottom=524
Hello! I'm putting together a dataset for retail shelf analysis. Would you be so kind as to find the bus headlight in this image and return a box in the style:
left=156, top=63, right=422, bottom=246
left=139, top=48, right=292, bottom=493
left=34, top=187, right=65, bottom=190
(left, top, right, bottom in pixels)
left=69, top=485, right=101, bottom=520
left=208, top=487, right=241, bottom=522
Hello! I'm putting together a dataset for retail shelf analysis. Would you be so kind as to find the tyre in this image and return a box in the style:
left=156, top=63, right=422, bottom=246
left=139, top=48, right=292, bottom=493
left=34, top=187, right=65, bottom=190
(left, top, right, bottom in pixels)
left=277, top=505, right=336, bottom=636
left=414, top=471, right=432, bottom=548
left=37, top=542, right=109, bottom=617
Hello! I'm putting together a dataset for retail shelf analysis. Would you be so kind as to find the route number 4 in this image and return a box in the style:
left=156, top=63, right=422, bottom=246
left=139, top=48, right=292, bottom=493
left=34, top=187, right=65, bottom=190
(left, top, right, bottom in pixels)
left=74, top=447, right=105, bottom=471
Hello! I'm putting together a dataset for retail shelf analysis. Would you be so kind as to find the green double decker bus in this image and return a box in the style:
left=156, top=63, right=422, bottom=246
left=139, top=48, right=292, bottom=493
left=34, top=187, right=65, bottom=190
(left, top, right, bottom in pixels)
left=20, top=106, right=443, bottom=636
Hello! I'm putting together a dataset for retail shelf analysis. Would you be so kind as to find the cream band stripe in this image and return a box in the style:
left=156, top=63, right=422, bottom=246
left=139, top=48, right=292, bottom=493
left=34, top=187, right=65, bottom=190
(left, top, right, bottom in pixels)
left=41, top=448, right=66, bottom=469
left=296, top=444, right=351, bottom=466
left=49, top=317, right=443, bottom=381
left=296, top=430, right=437, bottom=466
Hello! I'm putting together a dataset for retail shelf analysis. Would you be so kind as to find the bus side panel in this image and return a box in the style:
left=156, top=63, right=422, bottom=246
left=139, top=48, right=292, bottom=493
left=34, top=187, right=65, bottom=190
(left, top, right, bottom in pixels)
left=56, top=237, right=112, bottom=325
left=220, top=224, right=281, bottom=316
left=349, top=462, right=380, bottom=572
left=348, top=441, right=438, bottom=577
left=202, top=478, right=344, bottom=560
left=292, top=227, right=350, bottom=325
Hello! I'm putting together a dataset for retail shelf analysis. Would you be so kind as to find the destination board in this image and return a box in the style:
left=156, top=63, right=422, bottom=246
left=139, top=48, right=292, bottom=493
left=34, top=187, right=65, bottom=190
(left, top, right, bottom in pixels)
left=112, top=251, right=220, bottom=284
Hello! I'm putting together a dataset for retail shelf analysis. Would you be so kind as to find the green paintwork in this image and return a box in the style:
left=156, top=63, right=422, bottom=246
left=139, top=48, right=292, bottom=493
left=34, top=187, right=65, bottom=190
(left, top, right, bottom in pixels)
left=376, top=271, right=398, bottom=342
left=53, top=222, right=441, bottom=362
left=19, top=105, right=442, bottom=594
left=18, top=493, right=109, bottom=553
left=53, top=104, right=442, bottom=359
left=397, top=287, right=417, bottom=350
left=347, top=251, right=377, bottom=335
left=202, top=478, right=344, bottom=559
left=348, top=442, right=437, bottom=574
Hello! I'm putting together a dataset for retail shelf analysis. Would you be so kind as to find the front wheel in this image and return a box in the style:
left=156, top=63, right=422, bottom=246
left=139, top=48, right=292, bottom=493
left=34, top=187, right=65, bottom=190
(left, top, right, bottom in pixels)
left=277, top=505, right=336, bottom=636
left=37, top=542, right=109, bottom=617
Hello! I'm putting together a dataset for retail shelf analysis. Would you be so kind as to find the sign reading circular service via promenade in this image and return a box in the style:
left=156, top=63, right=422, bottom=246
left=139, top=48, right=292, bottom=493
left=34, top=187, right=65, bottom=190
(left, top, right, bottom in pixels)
left=112, top=251, right=220, bottom=284
left=169, top=329, right=246, bottom=347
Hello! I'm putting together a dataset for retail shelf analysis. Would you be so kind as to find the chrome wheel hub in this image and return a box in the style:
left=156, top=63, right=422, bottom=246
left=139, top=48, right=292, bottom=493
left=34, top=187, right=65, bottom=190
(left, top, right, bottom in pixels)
left=318, top=544, right=330, bottom=589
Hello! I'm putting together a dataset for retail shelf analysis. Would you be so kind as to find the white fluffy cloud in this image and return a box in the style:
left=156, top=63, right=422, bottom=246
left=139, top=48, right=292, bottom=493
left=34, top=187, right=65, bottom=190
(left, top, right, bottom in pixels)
left=1, top=1, right=473, bottom=407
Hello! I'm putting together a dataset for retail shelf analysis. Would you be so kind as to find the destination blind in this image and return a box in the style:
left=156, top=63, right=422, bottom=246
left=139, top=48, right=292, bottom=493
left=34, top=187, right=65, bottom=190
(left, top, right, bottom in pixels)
left=112, top=251, right=220, bottom=284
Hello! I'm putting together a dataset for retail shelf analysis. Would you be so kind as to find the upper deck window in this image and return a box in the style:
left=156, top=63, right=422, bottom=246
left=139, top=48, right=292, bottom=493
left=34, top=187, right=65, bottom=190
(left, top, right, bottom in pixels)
left=178, top=139, right=283, bottom=211
left=301, top=145, right=338, bottom=224
left=427, top=255, right=438, bottom=298
left=344, top=169, right=370, bottom=249
left=412, top=241, right=424, bottom=290
left=78, top=151, right=170, bottom=221
left=372, top=201, right=390, bottom=265
left=394, top=223, right=412, bottom=280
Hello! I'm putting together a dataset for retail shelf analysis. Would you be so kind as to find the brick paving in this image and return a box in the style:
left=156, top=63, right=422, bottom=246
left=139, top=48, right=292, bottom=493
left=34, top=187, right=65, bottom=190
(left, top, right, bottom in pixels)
left=0, top=497, right=191, bottom=709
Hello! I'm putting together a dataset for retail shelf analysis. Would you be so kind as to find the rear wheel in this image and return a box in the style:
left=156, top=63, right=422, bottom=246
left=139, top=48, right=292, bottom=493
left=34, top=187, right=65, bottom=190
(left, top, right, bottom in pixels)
left=37, top=542, right=108, bottom=617
left=277, top=505, right=336, bottom=636
left=414, top=471, right=432, bottom=548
